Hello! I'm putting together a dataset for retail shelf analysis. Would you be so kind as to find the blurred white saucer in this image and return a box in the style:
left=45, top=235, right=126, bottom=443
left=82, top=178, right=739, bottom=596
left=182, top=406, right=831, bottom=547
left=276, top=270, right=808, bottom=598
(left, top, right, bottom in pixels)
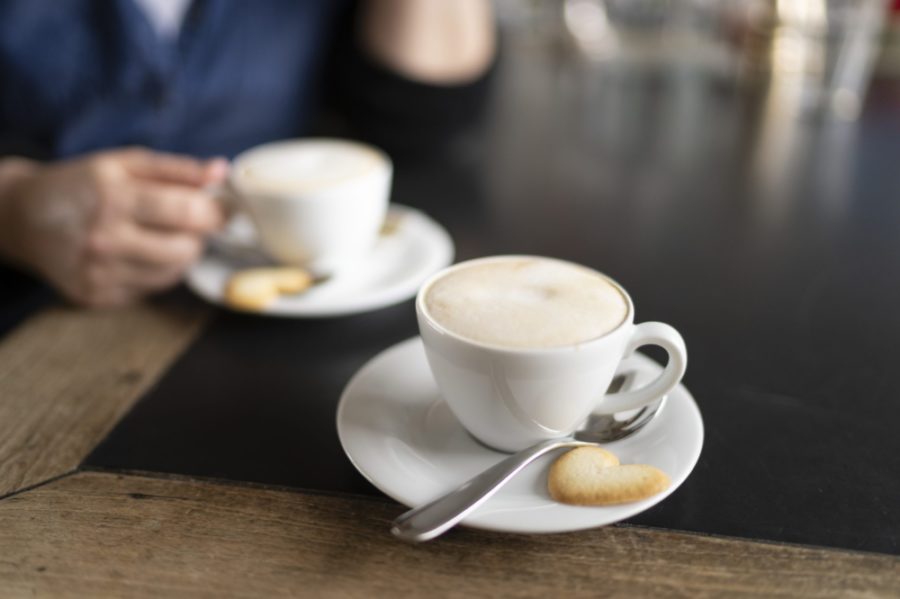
left=186, top=204, right=454, bottom=318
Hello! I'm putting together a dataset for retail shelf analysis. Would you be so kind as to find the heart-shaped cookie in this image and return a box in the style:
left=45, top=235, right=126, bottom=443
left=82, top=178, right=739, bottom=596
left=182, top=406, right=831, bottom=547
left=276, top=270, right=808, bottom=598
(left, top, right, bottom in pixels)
left=548, top=447, right=670, bottom=506
left=225, top=267, right=313, bottom=311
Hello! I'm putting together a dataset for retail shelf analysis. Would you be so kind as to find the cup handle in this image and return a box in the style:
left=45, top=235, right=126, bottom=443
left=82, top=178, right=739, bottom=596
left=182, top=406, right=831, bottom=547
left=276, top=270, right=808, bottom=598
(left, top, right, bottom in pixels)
left=600, top=322, right=687, bottom=414
left=207, top=179, right=240, bottom=217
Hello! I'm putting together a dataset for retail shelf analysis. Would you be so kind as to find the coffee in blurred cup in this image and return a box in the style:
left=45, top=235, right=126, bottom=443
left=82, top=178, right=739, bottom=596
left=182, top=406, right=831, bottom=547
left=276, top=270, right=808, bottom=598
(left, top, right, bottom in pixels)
left=228, top=138, right=392, bottom=276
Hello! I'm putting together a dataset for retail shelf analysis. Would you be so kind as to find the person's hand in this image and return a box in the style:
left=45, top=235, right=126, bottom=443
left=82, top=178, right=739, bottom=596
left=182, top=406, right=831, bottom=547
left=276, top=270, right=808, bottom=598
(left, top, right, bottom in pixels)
left=0, top=148, right=228, bottom=307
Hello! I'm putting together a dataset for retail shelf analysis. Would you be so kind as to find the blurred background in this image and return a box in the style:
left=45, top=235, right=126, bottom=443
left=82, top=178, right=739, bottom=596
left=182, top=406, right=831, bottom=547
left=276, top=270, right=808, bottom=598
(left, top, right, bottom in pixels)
left=478, top=0, right=898, bottom=214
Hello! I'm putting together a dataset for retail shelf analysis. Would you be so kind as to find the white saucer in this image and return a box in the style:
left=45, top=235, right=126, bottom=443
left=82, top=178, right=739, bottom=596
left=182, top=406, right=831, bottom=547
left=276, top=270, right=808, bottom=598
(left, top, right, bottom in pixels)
left=186, top=204, right=454, bottom=317
left=337, top=337, right=704, bottom=534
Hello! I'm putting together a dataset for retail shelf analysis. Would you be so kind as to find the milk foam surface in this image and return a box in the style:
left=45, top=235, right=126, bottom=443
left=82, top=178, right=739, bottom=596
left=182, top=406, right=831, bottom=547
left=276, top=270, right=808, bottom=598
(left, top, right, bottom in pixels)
left=424, top=258, right=628, bottom=349
left=237, top=142, right=380, bottom=194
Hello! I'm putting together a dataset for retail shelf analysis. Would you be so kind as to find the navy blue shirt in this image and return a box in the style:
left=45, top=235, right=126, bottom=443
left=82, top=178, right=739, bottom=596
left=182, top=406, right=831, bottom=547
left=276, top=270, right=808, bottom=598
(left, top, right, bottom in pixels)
left=0, top=0, right=344, bottom=158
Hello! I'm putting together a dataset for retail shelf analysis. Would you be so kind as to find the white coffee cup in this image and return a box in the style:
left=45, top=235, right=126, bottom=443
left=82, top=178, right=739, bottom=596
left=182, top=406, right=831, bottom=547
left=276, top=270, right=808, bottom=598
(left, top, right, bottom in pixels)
left=416, top=255, right=688, bottom=452
left=228, top=138, right=392, bottom=276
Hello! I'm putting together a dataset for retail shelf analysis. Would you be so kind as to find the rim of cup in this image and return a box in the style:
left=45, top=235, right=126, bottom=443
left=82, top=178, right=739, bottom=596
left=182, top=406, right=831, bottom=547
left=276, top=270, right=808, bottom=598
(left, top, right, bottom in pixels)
left=415, top=255, right=635, bottom=355
left=229, top=137, right=391, bottom=198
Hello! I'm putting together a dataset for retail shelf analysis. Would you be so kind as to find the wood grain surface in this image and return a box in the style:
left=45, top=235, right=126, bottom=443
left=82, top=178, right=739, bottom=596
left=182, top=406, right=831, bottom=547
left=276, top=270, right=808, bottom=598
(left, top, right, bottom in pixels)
left=0, top=297, right=209, bottom=498
left=1, top=471, right=896, bottom=598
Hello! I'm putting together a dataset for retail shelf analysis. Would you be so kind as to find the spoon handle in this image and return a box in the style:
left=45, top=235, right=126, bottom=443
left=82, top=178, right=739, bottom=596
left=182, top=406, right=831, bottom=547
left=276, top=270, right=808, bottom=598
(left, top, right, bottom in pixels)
left=391, top=438, right=586, bottom=542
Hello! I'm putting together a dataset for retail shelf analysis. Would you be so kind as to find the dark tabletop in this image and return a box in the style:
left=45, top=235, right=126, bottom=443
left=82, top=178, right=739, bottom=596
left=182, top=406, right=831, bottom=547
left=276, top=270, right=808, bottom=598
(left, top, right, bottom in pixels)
left=85, top=39, right=900, bottom=554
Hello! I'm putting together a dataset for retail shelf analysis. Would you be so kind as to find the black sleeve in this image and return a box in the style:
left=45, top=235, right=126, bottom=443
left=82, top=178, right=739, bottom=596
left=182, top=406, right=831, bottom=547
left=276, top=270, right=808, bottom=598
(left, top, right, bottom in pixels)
left=0, top=266, right=52, bottom=338
left=324, top=6, right=497, bottom=159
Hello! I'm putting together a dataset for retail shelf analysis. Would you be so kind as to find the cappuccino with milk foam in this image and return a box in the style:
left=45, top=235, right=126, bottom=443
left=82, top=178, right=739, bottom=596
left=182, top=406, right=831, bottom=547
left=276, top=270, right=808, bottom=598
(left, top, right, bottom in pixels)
left=234, top=141, right=384, bottom=195
left=423, top=257, right=628, bottom=349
